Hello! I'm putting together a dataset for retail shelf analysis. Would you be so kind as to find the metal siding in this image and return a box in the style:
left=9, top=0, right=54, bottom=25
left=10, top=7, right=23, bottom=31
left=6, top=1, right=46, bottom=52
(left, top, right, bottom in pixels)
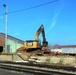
left=7, top=39, right=23, bottom=52
left=62, top=48, right=76, bottom=53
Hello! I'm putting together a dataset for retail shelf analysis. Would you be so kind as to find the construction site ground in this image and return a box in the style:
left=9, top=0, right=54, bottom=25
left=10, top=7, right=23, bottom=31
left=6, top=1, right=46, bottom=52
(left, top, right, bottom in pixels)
left=0, top=53, right=76, bottom=67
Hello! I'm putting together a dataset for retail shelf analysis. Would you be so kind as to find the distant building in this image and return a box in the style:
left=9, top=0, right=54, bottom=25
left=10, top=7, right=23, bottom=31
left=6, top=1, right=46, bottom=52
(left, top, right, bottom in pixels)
left=51, top=44, right=62, bottom=53
left=0, top=32, right=24, bottom=53
left=51, top=49, right=62, bottom=53
left=59, top=45, right=76, bottom=53
left=51, top=44, right=76, bottom=53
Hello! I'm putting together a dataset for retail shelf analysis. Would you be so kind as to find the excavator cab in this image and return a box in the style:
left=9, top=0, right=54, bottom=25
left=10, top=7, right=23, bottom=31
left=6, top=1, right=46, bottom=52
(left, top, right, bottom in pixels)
left=23, top=40, right=41, bottom=52
left=24, top=40, right=41, bottom=48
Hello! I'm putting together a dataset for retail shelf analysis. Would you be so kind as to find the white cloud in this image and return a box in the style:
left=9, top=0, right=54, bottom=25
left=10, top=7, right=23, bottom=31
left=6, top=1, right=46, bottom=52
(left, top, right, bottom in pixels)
left=46, top=20, right=56, bottom=34
left=12, top=32, right=21, bottom=36
left=46, top=12, right=59, bottom=34
left=46, top=4, right=64, bottom=34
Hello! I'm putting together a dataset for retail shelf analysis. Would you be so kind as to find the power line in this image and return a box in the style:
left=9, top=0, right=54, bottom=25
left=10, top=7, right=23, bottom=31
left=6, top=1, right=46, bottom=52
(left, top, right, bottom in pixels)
left=9, top=0, right=58, bottom=14
left=0, top=0, right=58, bottom=17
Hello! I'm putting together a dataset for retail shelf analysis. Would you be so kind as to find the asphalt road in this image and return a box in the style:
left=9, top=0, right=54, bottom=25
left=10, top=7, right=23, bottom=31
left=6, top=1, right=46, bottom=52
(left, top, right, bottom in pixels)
left=0, top=69, right=65, bottom=75
left=0, top=69, right=33, bottom=75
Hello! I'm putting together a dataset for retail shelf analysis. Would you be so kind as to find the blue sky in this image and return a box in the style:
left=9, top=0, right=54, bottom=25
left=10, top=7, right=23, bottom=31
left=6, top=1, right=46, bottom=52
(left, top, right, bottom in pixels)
left=0, top=0, right=76, bottom=45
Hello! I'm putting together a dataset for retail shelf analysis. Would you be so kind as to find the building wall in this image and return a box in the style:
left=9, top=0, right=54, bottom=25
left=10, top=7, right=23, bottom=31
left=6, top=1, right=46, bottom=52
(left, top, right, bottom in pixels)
left=7, top=39, right=23, bottom=53
left=51, top=49, right=62, bottom=52
left=62, top=48, right=76, bottom=53
left=51, top=48, right=76, bottom=53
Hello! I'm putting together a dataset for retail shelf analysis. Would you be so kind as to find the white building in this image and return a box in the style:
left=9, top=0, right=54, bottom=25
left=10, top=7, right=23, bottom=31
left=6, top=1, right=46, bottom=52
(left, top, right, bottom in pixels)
left=51, top=45, right=76, bottom=53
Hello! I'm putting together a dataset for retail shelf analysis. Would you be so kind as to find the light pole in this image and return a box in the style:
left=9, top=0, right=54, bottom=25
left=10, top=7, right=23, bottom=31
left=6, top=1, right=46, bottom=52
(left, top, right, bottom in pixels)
left=3, top=4, right=8, bottom=53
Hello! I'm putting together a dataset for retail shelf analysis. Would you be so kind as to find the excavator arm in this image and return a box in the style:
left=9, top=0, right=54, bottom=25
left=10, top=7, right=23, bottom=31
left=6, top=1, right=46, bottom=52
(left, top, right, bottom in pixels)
left=35, top=25, right=48, bottom=47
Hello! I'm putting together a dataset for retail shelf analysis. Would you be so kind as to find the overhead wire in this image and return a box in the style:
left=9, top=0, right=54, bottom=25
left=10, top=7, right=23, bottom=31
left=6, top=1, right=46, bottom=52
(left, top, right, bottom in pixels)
left=0, top=0, right=58, bottom=17
left=9, top=0, right=58, bottom=14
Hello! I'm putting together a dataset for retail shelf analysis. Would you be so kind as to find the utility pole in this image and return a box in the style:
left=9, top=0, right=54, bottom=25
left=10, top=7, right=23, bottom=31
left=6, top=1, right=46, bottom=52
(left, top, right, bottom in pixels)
left=3, top=4, right=8, bottom=53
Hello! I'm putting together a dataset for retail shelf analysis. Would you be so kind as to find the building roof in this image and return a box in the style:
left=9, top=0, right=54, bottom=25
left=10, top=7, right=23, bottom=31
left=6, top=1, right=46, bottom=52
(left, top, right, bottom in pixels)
left=0, top=32, right=24, bottom=44
left=53, top=44, right=76, bottom=49
left=59, top=45, right=76, bottom=48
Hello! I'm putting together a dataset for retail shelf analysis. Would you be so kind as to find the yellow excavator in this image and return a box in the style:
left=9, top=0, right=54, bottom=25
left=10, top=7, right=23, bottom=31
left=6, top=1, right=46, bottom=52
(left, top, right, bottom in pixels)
left=16, top=25, right=49, bottom=54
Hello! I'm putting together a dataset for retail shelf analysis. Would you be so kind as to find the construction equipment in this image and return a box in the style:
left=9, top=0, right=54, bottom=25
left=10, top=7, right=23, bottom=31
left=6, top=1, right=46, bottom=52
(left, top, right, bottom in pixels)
left=16, top=25, right=50, bottom=55
left=23, top=25, right=48, bottom=51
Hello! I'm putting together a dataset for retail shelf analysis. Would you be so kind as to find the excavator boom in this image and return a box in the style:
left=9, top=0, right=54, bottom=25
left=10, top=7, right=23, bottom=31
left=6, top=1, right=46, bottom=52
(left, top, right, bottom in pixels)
left=35, top=25, right=48, bottom=47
